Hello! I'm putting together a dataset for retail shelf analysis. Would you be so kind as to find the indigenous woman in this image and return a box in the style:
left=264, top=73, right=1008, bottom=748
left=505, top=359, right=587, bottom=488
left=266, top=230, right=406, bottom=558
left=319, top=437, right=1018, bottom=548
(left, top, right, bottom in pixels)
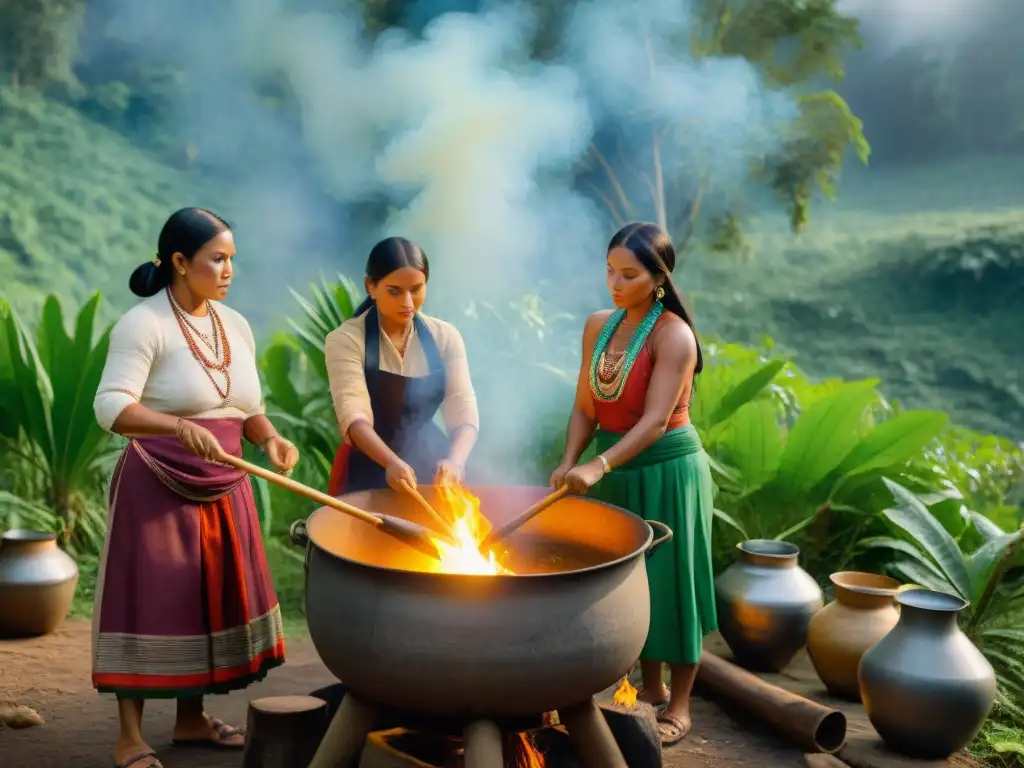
left=92, top=208, right=299, bottom=768
left=325, top=236, right=479, bottom=494
left=549, top=222, right=715, bottom=747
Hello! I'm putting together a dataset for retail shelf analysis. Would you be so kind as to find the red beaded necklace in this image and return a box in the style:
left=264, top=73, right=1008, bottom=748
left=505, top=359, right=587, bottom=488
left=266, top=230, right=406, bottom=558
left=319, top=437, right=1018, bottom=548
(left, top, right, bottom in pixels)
left=166, top=288, right=233, bottom=401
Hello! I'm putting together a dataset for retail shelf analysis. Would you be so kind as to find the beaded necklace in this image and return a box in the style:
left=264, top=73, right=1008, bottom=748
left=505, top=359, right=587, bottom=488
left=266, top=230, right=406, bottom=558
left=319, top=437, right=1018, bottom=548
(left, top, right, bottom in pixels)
left=589, top=302, right=663, bottom=402
left=166, top=288, right=233, bottom=402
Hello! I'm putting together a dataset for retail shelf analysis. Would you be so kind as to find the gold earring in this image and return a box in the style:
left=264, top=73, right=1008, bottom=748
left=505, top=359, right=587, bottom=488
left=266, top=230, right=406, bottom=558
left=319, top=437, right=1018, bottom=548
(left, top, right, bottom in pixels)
left=656, top=286, right=665, bottom=300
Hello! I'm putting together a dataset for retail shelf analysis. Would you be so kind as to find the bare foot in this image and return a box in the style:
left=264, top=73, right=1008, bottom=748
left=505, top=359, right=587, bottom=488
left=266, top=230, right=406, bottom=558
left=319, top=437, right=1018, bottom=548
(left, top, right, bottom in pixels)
left=172, top=713, right=245, bottom=749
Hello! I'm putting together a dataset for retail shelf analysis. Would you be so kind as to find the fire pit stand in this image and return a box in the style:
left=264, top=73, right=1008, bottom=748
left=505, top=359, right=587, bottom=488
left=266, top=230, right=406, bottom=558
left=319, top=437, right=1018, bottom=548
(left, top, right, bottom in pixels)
left=308, top=693, right=629, bottom=768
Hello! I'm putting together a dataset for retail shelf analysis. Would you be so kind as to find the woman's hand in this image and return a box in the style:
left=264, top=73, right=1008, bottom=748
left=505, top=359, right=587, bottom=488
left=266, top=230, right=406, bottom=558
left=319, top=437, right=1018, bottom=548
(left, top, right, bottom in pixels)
left=176, top=419, right=226, bottom=462
left=264, top=436, right=299, bottom=474
left=385, top=459, right=418, bottom=493
left=562, top=458, right=606, bottom=494
left=549, top=460, right=575, bottom=489
left=435, top=458, right=464, bottom=487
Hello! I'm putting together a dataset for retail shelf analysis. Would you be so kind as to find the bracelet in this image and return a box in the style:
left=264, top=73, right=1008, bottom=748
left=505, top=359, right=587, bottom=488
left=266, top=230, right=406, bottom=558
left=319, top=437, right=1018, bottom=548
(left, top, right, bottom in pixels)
left=597, top=454, right=610, bottom=474
left=260, top=435, right=280, bottom=452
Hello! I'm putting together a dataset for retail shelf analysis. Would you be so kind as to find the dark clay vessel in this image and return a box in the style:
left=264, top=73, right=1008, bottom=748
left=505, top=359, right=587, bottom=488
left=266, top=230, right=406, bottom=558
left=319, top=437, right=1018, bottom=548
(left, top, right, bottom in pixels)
left=714, top=539, right=824, bottom=672
left=858, top=588, right=996, bottom=759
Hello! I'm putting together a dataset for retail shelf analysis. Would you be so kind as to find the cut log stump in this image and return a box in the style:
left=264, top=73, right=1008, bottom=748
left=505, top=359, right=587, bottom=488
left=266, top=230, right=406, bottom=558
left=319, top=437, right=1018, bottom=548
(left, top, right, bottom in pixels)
left=242, top=695, right=329, bottom=768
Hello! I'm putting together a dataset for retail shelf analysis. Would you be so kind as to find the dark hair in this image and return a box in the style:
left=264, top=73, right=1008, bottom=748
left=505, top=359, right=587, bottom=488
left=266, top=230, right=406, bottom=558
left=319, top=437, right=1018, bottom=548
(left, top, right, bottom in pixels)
left=608, top=222, right=703, bottom=374
left=128, top=207, right=232, bottom=298
left=353, top=237, right=431, bottom=317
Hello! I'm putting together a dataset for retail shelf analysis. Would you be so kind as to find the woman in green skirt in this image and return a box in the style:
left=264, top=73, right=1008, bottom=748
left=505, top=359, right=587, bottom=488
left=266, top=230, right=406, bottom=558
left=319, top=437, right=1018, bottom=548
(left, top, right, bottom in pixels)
left=549, top=221, right=715, bottom=747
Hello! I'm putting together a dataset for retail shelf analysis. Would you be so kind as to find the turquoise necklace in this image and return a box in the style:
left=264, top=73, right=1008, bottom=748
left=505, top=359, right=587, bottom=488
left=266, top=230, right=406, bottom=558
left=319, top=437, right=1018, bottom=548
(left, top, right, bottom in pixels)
left=589, top=302, right=664, bottom=402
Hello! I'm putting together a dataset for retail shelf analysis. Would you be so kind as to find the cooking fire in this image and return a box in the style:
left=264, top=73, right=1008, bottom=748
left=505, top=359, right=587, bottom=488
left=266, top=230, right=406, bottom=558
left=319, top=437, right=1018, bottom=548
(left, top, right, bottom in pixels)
left=430, top=482, right=511, bottom=576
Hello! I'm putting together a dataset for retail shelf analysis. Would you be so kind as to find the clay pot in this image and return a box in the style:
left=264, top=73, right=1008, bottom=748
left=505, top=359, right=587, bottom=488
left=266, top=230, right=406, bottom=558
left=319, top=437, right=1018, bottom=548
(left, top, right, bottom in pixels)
left=858, top=588, right=996, bottom=759
left=806, top=571, right=901, bottom=700
left=0, top=529, right=79, bottom=637
left=714, top=539, right=824, bottom=672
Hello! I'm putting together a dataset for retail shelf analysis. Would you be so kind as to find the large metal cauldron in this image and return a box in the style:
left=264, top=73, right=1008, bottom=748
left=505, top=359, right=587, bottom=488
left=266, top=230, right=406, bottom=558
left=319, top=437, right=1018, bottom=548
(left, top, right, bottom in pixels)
left=290, top=484, right=672, bottom=718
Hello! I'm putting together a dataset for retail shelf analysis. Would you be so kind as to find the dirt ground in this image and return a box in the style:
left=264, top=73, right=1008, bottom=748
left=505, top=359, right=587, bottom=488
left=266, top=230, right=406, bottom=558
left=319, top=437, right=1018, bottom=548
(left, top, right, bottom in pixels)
left=0, top=620, right=809, bottom=768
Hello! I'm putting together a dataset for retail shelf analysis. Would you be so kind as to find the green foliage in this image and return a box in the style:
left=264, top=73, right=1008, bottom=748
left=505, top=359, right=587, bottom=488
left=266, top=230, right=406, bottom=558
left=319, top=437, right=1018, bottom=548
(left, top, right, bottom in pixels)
left=860, top=479, right=1024, bottom=730
left=760, top=90, right=871, bottom=232
left=0, top=292, right=114, bottom=553
left=0, top=0, right=83, bottom=88
left=259, top=274, right=362, bottom=488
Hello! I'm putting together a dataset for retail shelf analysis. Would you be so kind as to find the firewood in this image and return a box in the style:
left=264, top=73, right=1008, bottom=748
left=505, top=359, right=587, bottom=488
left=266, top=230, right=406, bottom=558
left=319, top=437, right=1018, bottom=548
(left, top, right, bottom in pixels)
left=242, top=695, right=328, bottom=768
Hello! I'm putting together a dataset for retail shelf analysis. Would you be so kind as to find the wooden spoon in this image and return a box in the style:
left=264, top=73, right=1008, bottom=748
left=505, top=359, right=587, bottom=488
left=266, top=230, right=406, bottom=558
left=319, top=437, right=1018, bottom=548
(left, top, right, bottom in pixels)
left=397, top=480, right=456, bottom=538
left=478, top=486, right=571, bottom=550
left=217, top=453, right=451, bottom=560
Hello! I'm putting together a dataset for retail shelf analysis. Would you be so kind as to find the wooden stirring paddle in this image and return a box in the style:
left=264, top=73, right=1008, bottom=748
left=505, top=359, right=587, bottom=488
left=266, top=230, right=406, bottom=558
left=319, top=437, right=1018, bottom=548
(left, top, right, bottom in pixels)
left=477, top=486, right=571, bottom=550
left=398, top=480, right=456, bottom=538
left=216, top=453, right=451, bottom=560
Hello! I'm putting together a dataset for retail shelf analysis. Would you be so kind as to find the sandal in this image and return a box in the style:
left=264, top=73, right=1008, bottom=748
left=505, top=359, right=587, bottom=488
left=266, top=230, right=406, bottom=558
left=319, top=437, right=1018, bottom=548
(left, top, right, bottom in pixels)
left=656, top=714, right=691, bottom=747
left=172, top=717, right=245, bottom=750
left=114, top=751, right=162, bottom=768
left=637, top=688, right=669, bottom=709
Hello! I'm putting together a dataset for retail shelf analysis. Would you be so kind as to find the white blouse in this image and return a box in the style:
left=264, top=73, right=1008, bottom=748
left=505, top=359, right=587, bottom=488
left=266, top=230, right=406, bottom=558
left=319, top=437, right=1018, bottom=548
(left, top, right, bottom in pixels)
left=324, top=311, right=479, bottom=443
left=93, top=291, right=266, bottom=432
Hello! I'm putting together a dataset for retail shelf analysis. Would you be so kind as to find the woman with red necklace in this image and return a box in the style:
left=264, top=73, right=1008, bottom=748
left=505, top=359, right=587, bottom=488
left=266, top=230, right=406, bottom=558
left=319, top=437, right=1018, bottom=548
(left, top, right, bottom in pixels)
left=91, top=207, right=298, bottom=768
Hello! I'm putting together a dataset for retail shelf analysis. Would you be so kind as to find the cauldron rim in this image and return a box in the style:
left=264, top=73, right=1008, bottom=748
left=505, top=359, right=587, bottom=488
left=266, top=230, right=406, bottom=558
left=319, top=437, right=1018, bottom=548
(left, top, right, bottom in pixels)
left=300, top=488, right=655, bottom=580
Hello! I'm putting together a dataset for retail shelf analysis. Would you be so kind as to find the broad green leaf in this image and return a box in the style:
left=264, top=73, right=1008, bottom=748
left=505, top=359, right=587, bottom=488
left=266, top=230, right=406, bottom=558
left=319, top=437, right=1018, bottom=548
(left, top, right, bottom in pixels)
left=707, top=359, right=785, bottom=426
left=713, top=508, right=749, bottom=539
left=882, top=478, right=971, bottom=600
left=251, top=476, right=274, bottom=540
left=261, top=343, right=304, bottom=416
left=856, top=535, right=948, bottom=584
left=838, top=410, right=949, bottom=479
left=1, top=300, right=53, bottom=457
left=965, top=531, right=1021, bottom=610
left=775, top=380, right=879, bottom=493
left=969, top=510, right=1007, bottom=542
left=889, top=558, right=955, bottom=594
left=725, top=400, right=783, bottom=490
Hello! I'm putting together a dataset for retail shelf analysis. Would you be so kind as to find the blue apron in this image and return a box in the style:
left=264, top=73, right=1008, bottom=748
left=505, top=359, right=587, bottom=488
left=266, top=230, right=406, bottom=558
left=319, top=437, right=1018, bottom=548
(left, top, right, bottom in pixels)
left=328, top=309, right=448, bottom=493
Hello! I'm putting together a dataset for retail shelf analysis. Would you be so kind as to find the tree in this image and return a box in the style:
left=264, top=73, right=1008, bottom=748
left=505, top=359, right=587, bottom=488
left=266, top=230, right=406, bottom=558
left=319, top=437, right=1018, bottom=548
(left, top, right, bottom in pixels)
left=0, top=0, right=84, bottom=88
left=582, top=0, right=870, bottom=259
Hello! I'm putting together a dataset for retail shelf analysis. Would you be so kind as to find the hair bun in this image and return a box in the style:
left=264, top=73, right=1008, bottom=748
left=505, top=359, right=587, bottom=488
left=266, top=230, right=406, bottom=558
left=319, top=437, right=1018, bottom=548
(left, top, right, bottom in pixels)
left=128, top=260, right=168, bottom=298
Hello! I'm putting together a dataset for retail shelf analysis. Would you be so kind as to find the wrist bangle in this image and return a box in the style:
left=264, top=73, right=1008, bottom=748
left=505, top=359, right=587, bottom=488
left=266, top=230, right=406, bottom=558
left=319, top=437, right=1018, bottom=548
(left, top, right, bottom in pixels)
left=597, top=454, right=610, bottom=474
left=260, top=435, right=279, bottom=452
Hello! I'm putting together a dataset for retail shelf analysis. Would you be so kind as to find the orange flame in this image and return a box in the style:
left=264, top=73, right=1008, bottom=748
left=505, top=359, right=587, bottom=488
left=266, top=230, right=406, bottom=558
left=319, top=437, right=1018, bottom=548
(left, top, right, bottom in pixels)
left=430, top=482, right=510, bottom=575
left=515, top=733, right=545, bottom=768
left=612, top=676, right=638, bottom=708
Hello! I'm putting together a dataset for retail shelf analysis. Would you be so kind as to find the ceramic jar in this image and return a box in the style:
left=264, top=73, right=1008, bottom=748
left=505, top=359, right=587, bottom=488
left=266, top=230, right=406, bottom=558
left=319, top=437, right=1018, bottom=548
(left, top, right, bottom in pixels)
left=714, top=539, right=824, bottom=672
left=858, top=588, right=996, bottom=759
left=0, top=529, right=79, bottom=637
left=806, top=571, right=901, bottom=700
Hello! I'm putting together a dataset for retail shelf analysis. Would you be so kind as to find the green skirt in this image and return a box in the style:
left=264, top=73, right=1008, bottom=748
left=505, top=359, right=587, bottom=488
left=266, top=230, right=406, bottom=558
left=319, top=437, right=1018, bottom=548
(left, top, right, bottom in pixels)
left=590, top=425, right=717, bottom=665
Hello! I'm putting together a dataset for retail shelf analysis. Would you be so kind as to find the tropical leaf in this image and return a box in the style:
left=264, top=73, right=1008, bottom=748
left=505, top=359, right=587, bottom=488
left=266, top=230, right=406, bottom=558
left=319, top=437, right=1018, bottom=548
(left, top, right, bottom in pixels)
left=707, top=359, right=785, bottom=426
left=713, top=507, right=749, bottom=539
left=724, top=400, right=783, bottom=490
left=965, top=531, right=1022, bottom=609
left=882, top=478, right=971, bottom=600
left=774, top=379, right=879, bottom=493
left=838, top=410, right=949, bottom=479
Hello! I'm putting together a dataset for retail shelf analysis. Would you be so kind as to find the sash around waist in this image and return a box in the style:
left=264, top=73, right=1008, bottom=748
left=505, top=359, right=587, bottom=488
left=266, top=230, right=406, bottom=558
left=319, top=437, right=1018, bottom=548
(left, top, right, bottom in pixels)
left=595, top=424, right=703, bottom=470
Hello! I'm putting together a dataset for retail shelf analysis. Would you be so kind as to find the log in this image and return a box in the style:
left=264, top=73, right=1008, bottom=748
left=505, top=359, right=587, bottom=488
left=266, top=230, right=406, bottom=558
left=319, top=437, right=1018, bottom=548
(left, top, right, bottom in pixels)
left=559, top=698, right=628, bottom=768
left=309, top=692, right=381, bottom=768
left=465, top=720, right=505, bottom=768
left=696, top=650, right=847, bottom=754
left=803, top=754, right=853, bottom=768
left=242, top=695, right=329, bottom=768
left=596, top=703, right=660, bottom=768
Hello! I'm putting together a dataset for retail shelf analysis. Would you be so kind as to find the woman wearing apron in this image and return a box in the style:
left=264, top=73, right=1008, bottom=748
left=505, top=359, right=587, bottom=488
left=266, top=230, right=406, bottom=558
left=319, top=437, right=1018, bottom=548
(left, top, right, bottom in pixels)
left=549, top=222, right=714, bottom=748
left=325, top=236, right=480, bottom=495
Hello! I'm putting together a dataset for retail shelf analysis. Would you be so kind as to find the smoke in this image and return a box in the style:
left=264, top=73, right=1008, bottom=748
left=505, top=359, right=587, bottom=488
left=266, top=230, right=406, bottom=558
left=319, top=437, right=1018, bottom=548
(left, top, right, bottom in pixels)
left=837, top=0, right=999, bottom=52
left=78, top=0, right=794, bottom=479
